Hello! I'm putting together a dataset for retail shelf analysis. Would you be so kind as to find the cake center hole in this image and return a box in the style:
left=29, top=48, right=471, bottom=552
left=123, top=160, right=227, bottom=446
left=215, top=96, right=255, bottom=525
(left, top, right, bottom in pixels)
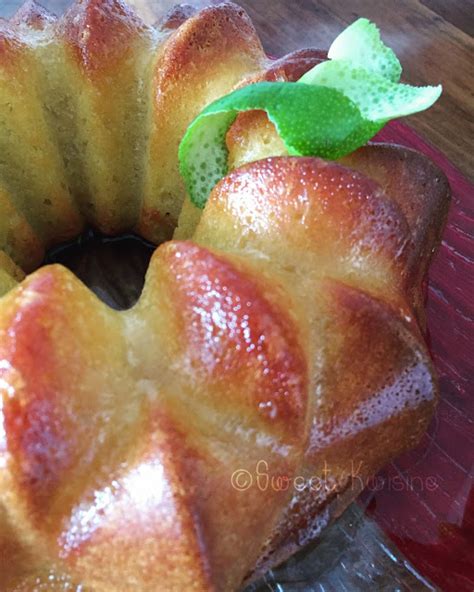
left=44, top=230, right=157, bottom=310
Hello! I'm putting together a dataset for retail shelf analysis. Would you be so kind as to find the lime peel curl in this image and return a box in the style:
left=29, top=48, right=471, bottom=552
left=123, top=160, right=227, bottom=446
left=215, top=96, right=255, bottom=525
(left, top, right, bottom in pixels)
left=179, top=18, right=442, bottom=209
left=326, top=18, right=402, bottom=82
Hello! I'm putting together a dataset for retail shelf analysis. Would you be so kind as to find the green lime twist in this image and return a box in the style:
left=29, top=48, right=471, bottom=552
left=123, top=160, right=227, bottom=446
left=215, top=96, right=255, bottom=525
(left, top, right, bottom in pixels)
left=179, top=18, right=442, bottom=209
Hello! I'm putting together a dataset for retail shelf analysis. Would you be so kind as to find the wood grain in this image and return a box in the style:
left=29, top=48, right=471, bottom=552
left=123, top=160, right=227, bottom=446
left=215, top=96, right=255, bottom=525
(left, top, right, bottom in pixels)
left=3, top=0, right=471, bottom=179
left=422, top=0, right=474, bottom=36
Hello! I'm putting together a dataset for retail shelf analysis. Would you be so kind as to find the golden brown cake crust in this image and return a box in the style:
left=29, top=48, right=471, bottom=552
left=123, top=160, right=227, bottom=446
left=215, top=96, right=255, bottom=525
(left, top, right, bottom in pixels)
left=0, top=1, right=450, bottom=590
left=137, top=1, right=269, bottom=242
left=0, top=244, right=309, bottom=591
left=11, top=0, right=56, bottom=29
left=60, top=0, right=150, bottom=77
left=193, top=154, right=447, bottom=578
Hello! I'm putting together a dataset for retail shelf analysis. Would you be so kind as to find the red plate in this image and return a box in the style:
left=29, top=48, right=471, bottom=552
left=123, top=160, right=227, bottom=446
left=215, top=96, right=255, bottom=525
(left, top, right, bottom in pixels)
left=43, top=121, right=474, bottom=592
left=364, top=121, right=474, bottom=591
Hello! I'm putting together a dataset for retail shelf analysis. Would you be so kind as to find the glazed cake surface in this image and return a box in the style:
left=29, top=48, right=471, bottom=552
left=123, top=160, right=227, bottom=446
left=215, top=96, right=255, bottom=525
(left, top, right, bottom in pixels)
left=0, top=1, right=450, bottom=591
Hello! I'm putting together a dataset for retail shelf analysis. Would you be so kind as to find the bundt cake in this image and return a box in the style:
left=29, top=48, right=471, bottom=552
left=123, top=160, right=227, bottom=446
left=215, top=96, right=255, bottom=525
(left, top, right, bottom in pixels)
left=0, top=1, right=450, bottom=591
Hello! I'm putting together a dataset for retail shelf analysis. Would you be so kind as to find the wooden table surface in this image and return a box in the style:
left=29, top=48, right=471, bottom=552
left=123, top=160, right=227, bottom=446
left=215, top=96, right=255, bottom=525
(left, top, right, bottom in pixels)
left=3, top=0, right=474, bottom=181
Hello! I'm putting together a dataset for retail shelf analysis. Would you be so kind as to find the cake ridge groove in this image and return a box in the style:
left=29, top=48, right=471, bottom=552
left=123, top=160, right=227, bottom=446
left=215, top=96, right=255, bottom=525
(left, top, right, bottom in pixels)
left=0, top=1, right=450, bottom=590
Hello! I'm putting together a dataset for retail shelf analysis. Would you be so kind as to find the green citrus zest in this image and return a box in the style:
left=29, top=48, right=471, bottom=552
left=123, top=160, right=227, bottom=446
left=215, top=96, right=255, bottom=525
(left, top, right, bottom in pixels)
left=179, top=18, right=442, bottom=209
